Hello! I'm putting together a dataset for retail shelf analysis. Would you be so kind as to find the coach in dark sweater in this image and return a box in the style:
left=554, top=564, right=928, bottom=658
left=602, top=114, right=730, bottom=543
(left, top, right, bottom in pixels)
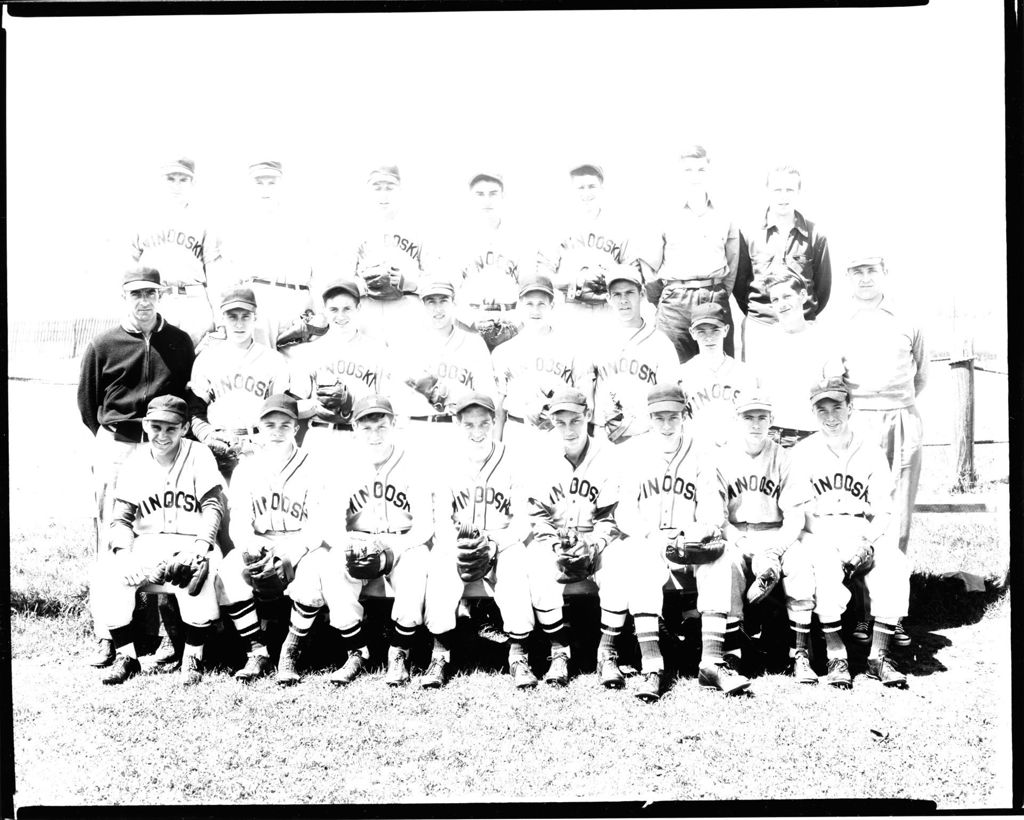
left=78, top=266, right=195, bottom=668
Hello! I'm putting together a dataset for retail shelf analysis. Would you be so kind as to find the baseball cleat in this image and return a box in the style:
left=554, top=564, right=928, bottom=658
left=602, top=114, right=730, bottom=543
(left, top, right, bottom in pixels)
left=275, top=632, right=303, bottom=686
left=866, top=655, right=908, bottom=689
left=852, top=619, right=873, bottom=645
left=893, top=620, right=912, bottom=648
left=329, top=651, right=366, bottom=686
left=598, top=655, right=626, bottom=689
left=234, top=650, right=273, bottom=682
left=89, top=638, right=116, bottom=668
left=698, top=657, right=751, bottom=696
left=419, top=656, right=449, bottom=689
left=543, top=653, right=570, bottom=687
left=825, top=657, right=852, bottom=689
left=634, top=670, right=663, bottom=703
left=153, top=635, right=180, bottom=666
left=385, top=647, right=411, bottom=687
left=510, top=658, right=539, bottom=689
left=180, top=654, right=203, bottom=687
left=791, top=651, right=818, bottom=685
left=101, top=653, right=141, bottom=685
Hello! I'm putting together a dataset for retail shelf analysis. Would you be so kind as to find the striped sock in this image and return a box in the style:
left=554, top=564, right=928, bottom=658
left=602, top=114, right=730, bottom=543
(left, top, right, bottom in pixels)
left=390, top=620, right=418, bottom=651
left=869, top=620, right=896, bottom=660
left=789, top=609, right=812, bottom=656
left=432, top=631, right=457, bottom=662
left=288, top=601, right=322, bottom=639
left=820, top=619, right=847, bottom=660
left=536, top=608, right=571, bottom=657
left=701, top=613, right=727, bottom=666
left=598, top=608, right=627, bottom=658
left=633, top=613, right=663, bottom=673
left=336, top=621, right=370, bottom=659
left=109, top=624, right=137, bottom=658
left=724, top=618, right=743, bottom=659
left=225, top=598, right=265, bottom=653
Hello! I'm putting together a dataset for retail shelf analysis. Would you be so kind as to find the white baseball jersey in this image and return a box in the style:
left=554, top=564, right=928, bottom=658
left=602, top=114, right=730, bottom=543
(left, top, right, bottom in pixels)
left=131, top=203, right=222, bottom=286
left=538, top=209, right=635, bottom=300
left=675, top=355, right=760, bottom=445
left=493, top=328, right=578, bottom=421
left=354, top=215, right=429, bottom=290
left=452, top=221, right=534, bottom=308
left=436, top=441, right=530, bottom=550
left=229, top=445, right=326, bottom=537
left=743, top=321, right=829, bottom=431
left=585, top=319, right=679, bottom=436
left=782, top=431, right=895, bottom=520
left=717, top=438, right=790, bottom=526
left=391, top=325, right=496, bottom=418
left=114, top=439, right=223, bottom=536
left=294, top=325, right=391, bottom=404
left=615, top=432, right=727, bottom=539
left=525, top=437, right=621, bottom=543
left=188, top=341, right=293, bottom=431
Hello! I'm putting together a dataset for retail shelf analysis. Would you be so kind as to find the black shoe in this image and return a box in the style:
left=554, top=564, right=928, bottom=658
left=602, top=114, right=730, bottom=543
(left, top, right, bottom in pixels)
left=329, top=651, right=366, bottom=686
left=635, top=670, right=663, bottom=703
left=791, top=650, right=818, bottom=685
left=598, top=654, right=625, bottom=689
left=852, top=619, right=873, bottom=646
left=419, top=656, right=449, bottom=689
left=825, top=657, right=852, bottom=689
left=893, top=620, right=912, bottom=648
left=543, top=653, right=570, bottom=687
left=89, top=638, right=115, bottom=668
left=180, top=654, right=203, bottom=687
left=866, top=655, right=908, bottom=689
left=698, top=657, right=751, bottom=696
left=101, top=654, right=141, bottom=685
left=385, top=646, right=411, bottom=687
left=275, top=632, right=304, bottom=686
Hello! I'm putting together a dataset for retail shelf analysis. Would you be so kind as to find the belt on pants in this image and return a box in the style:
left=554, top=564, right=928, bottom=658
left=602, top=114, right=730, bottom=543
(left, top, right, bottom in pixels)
left=732, top=521, right=783, bottom=532
left=250, top=277, right=310, bottom=291
left=410, top=415, right=452, bottom=423
left=162, top=281, right=207, bottom=295
left=664, top=276, right=724, bottom=290
left=472, top=303, right=517, bottom=312
left=309, top=419, right=353, bottom=431
left=227, top=425, right=261, bottom=436
left=805, top=512, right=872, bottom=533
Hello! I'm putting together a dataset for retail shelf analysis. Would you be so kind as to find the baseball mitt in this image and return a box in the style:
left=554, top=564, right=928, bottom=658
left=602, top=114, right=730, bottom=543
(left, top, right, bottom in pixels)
left=360, top=262, right=405, bottom=300
left=241, top=546, right=291, bottom=599
left=554, top=527, right=595, bottom=584
left=603, top=391, right=628, bottom=442
left=164, top=552, right=205, bottom=591
left=276, top=310, right=329, bottom=350
left=475, top=316, right=520, bottom=352
left=841, top=537, right=875, bottom=580
left=665, top=529, right=726, bottom=567
left=455, top=523, right=495, bottom=583
left=345, top=535, right=395, bottom=581
left=526, top=388, right=556, bottom=431
left=746, top=552, right=782, bottom=605
left=315, top=382, right=353, bottom=423
left=405, top=372, right=448, bottom=413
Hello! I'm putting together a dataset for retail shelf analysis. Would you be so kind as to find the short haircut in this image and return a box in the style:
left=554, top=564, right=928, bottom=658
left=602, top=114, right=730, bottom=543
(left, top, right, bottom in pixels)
left=678, top=144, right=708, bottom=162
left=569, top=164, right=603, bottom=181
left=764, top=271, right=808, bottom=296
left=470, top=174, right=504, bottom=191
left=766, top=164, right=802, bottom=189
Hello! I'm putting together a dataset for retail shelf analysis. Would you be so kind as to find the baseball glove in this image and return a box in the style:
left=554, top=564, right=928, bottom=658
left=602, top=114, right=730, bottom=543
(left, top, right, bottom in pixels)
left=345, top=534, right=395, bottom=581
left=405, top=372, right=449, bottom=413
left=455, top=523, right=496, bottom=583
left=163, top=551, right=209, bottom=595
left=241, top=546, right=291, bottom=599
left=603, top=391, right=629, bottom=443
left=841, top=537, right=875, bottom=580
left=665, top=528, right=726, bottom=567
left=360, top=263, right=405, bottom=300
left=315, top=382, right=353, bottom=423
left=746, top=552, right=782, bottom=605
left=204, top=431, right=242, bottom=473
left=276, top=310, right=329, bottom=350
left=475, top=316, right=520, bottom=352
left=554, top=527, right=596, bottom=584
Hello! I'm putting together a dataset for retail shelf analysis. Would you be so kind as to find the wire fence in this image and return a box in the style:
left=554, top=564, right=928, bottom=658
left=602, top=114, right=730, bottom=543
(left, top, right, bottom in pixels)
left=7, top=317, right=120, bottom=361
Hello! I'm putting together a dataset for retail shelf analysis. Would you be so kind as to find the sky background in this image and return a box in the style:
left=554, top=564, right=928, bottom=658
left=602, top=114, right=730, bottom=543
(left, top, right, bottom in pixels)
left=5, top=2, right=1007, bottom=355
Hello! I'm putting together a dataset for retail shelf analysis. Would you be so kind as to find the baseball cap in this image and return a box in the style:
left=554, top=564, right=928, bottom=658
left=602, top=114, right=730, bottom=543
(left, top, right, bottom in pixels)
left=518, top=274, right=555, bottom=300
left=420, top=280, right=456, bottom=300
left=122, top=267, right=161, bottom=292
left=470, top=172, right=504, bottom=189
left=847, top=254, right=885, bottom=271
left=368, top=165, right=401, bottom=185
left=220, top=286, right=257, bottom=312
left=249, top=160, right=283, bottom=178
left=809, top=376, right=850, bottom=405
left=259, top=394, right=299, bottom=420
left=322, top=279, right=361, bottom=303
left=570, top=163, right=604, bottom=181
left=689, top=302, right=728, bottom=330
left=647, top=383, right=689, bottom=413
left=736, top=393, right=773, bottom=414
left=161, top=158, right=195, bottom=178
left=352, top=394, right=395, bottom=421
left=607, top=264, right=643, bottom=291
left=144, top=395, right=188, bottom=424
left=547, top=388, right=589, bottom=415
left=452, top=392, right=496, bottom=415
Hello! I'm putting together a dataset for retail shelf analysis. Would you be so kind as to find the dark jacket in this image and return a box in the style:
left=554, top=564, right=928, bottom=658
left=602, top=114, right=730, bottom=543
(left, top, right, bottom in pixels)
left=77, top=316, right=195, bottom=441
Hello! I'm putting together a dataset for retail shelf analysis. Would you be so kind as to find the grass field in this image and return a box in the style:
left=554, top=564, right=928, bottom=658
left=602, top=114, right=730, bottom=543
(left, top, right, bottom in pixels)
left=7, top=379, right=1014, bottom=810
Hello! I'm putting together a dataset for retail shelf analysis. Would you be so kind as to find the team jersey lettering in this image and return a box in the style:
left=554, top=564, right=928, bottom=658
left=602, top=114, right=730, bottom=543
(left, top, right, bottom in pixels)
left=321, top=359, right=379, bottom=390
left=139, top=490, right=200, bottom=517
left=348, top=482, right=412, bottom=515
left=567, top=233, right=625, bottom=261
left=473, top=251, right=518, bottom=277
left=453, top=485, right=512, bottom=517
left=139, top=228, right=205, bottom=260
left=690, top=382, right=743, bottom=411
left=389, top=234, right=421, bottom=262
left=640, top=475, right=697, bottom=501
left=252, top=492, right=310, bottom=523
left=216, top=373, right=273, bottom=399
left=597, top=358, right=658, bottom=384
left=438, top=362, right=474, bottom=387
left=726, top=474, right=781, bottom=501
left=810, top=472, right=869, bottom=502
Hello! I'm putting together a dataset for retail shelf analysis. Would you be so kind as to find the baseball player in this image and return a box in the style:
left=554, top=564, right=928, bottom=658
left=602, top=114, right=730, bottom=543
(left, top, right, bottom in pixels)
left=187, top=286, right=295, bottom=480
left=578, top=266, right=679, bottom=445
left=89, top=395, right=223, bottom=686
left=537, top=163, right=637, bottom=338
left=390, top=279, right=497, bottom=461
left=213, top=160, right=316, bottom=353
left=783, top=376, right=909, bottom=689
left=616, top=384, right=747, bottom=702
left=523, top=388, right=629, bottom=687
left=744, top=270, right=832, bottom=447
left=216, top=393, right=334, bottom=684
left=636, top=144, right=740, bottom=362
left=734, top=164, right=832, bottom=361
left=492, top=274, right=579, bottom=459
left=719, top=394, right=815, bottom=683
left=284, top=395, right=432, bottom=687
left=823, top=253, right=927, bottom=648
left=672, top=302, right=760, bottom=447
left=77, top=267, right=196, bottom=668
left=352, top=165, right=430, bottom=350
left=289, top=279, right=392, bottom=466
left=131, top=158, right=223, bottom=347
left=419, top=393, right=537, bottom=690
left=449, top=172, right=534, bottom=352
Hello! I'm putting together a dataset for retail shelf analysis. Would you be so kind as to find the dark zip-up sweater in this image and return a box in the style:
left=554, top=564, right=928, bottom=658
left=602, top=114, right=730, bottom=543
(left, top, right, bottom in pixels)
left=77, top=316, right=196, bottom=441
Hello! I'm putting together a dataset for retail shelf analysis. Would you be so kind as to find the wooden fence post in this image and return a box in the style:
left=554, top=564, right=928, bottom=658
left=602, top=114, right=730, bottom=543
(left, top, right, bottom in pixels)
left=949, top=336, right=977, bottom=492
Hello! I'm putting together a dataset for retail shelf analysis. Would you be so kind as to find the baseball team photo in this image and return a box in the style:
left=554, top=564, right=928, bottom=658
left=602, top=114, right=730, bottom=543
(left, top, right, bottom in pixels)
left=4, top=3, right=1013, bottom=814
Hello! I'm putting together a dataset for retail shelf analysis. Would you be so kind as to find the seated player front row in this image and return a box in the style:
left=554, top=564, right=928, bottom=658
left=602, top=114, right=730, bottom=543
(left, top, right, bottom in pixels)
left=91, top=375, right=911, bottom=700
